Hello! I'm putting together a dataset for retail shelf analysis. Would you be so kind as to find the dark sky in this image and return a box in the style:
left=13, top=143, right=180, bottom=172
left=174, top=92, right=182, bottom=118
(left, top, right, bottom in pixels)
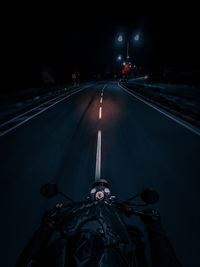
left=1, top=2, right=200, bottom=88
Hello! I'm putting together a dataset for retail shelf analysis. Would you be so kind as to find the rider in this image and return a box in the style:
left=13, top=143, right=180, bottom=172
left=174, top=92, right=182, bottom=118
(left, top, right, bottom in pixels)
left=16, top=179, right=181, bottom=266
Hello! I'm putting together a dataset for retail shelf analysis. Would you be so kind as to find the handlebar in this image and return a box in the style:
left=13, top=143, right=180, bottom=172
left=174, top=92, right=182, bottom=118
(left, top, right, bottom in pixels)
left=49, top=200, right=155, bottom=220
left=111, top=201, right=146, bottom=217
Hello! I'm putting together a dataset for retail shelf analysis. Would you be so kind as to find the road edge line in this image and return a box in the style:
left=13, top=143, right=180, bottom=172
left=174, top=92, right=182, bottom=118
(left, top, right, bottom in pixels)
left=0, top=84, right=94, bottom=138
left=118, top=82, right=200, bottom=137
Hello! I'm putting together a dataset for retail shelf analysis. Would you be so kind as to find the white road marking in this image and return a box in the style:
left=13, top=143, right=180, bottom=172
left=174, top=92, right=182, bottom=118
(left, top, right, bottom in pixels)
left=101, top=92, right=103, bottom=97
left=0, top=94, right=64, bottom=128
left=119, top=83, right=200, bottom=136
left=99, top=107, right=102, bottom=119
left=100, top=97, right=103, bottom=104
left=101, top=84, right=106, bottom=94
left=13, top=116, right=31, bottom=122
left=0, top=84, right=94, bottom=138
left=102, top=84, right=107, bottom=91
left=95, top=130, right=102, bottom=181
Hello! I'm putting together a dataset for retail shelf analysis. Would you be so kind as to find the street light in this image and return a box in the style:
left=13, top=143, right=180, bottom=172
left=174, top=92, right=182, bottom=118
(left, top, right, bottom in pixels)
left=134, top=34, right=140, bottom=41
left=118, top=35, right=123, bottom=42
left=118, top=55, right=122, bottom=60
left=117, top=32, right=140, bottom=61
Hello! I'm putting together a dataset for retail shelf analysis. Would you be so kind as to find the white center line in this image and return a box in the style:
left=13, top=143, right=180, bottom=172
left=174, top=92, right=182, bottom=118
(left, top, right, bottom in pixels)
left=100, top=97, right=103, bottom=104
left=102, top=84, right=107, bottom=91
left=99, top=107, right=102, bottom=119
left=95, top=130, right=102, bottom=181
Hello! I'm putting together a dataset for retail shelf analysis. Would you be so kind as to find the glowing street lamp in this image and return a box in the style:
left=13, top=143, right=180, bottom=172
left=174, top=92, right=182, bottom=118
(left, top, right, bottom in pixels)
left=118, top=33, right=140, bottom=60
left=134, top=34, right=139, bottom=41
left=118, top=55, right=122, bottom=60
left=118, top=35, right=123, bottom=42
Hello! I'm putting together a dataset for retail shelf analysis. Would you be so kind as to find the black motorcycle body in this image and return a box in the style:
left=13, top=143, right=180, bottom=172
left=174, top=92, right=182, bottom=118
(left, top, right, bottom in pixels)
left=18, top=182, right=159, bottom=266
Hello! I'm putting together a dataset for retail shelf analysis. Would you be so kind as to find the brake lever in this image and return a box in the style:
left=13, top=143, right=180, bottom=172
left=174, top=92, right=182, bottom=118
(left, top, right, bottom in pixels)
left=113, top=201, right=145, bottom=217
left=123, top=205, right=145, bottom=217
left=130, top=209, right=145, bottom=216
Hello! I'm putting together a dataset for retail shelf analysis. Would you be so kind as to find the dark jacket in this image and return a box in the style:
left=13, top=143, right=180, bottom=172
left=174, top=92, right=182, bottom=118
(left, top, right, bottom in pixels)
left=16, top=201, right=181, bottom=267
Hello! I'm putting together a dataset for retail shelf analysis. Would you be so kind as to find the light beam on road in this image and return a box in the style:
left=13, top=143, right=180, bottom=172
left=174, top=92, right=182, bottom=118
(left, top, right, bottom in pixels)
left=99, top=107, right=102, bottom=119
left=95, top=130, right=102, bottom=181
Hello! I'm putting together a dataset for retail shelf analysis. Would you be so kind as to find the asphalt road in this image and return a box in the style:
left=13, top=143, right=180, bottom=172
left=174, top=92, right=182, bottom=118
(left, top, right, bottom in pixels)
left=0, top=81, right=200, bottom=266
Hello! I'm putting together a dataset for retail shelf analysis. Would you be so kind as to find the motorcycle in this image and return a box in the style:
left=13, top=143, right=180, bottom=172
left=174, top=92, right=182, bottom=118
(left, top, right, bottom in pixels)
left=36, top=180, right=160, bottom=266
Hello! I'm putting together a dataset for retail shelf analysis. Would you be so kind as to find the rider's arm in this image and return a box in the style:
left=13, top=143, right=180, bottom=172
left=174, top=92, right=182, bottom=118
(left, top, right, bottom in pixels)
left=146, top=224, right=181, bottom=267
left=16, top=203, right=75, bottom=266
left=16, top=222, right=53, bottom=266
left=141, top=209, right=181, bottom=267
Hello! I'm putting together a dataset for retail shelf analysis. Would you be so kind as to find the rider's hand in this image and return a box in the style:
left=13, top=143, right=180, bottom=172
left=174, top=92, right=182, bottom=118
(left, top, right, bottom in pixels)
left=41, top=203, right=63, bottom=229
left=140, top=208, right=161, bottom=227
left=122, top=203, right=133, bottom=217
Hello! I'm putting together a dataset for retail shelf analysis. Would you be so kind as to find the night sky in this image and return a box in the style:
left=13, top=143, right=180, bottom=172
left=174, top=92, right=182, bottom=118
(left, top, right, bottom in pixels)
left=1, top=2, right=200, bottom=89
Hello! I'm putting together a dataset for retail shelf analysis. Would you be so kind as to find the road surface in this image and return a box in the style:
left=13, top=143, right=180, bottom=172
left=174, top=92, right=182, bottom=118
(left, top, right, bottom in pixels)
left=0, top=81, right=200, bottom=266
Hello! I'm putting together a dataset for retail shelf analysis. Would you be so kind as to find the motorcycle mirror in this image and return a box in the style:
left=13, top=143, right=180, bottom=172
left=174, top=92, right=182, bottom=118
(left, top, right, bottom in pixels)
left=140, top=189, right=159, bottom=204
left=40, top=183, right=59, bottom=198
